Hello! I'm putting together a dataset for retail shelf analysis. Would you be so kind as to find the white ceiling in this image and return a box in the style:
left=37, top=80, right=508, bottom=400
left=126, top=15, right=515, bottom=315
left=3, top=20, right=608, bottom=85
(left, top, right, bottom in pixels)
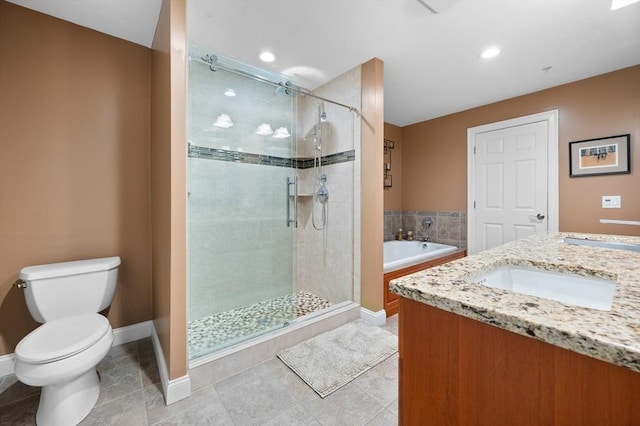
left=7, top=0, right=162, bottom=48
left=8, top=0, right=640, bottom=126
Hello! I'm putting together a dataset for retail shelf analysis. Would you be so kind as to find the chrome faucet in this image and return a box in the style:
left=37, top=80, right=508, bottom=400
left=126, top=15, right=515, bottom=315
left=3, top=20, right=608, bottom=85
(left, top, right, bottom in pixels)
left=421, top=217, right=432, bottom=242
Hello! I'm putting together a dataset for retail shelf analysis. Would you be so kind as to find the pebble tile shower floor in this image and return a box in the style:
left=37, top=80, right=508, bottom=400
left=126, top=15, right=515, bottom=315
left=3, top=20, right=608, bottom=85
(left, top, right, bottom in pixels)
left=189, top=291, right=331, bottom=358
left=0, top=316, right=399, bottom=425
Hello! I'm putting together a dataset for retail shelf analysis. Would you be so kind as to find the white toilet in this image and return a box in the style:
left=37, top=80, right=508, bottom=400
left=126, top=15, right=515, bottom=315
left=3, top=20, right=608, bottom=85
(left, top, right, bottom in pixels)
left=13, top=256, right=121, bottom=426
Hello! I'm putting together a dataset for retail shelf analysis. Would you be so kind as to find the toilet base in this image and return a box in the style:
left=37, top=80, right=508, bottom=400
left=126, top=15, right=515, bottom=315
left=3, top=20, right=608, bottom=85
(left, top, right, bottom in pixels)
left=36, top=368, right=101, bottom=426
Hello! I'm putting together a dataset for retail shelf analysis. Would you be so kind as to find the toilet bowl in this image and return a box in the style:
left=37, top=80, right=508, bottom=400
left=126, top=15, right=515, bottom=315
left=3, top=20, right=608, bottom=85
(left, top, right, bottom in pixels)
left=14, top=314, right=114, bottom=426
left=13, top=256, right=120, bottom=426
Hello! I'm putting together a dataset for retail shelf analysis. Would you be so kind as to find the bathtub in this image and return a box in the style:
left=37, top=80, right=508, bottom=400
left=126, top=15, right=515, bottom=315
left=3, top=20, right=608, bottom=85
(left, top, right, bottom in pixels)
left=384, top=240, right=458, bottom=273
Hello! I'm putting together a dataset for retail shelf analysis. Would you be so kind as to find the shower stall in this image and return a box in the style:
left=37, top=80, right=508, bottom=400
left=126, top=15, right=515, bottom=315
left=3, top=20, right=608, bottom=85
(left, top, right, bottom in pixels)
left=187, top=49, right=360, bottom=360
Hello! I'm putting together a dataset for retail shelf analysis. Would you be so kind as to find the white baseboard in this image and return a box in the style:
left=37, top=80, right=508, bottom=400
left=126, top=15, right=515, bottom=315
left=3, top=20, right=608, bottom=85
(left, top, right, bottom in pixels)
left=150, top=323, right=190, bottom=405
left=0, top=353, right=15, bottom=377
left=360, top=307, right=386, bottom=326
left=2, top=320, right=152, bottom=377
left=2, top=319, right=190, bottom=406
left=164, top=375, right=191, bottom=405
left=113, top=320, right=153, bottom=346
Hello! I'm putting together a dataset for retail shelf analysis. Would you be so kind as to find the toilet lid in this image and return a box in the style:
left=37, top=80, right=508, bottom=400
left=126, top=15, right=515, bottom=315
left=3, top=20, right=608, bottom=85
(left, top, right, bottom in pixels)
left=15, top=314, right=111, bottom=364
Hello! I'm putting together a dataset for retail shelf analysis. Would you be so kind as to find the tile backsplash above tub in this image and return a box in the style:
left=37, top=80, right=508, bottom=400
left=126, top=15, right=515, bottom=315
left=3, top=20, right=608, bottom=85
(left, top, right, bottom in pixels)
left=383, top=211, right=403, bottom=242
left=384, top=210, right=467, bottom=249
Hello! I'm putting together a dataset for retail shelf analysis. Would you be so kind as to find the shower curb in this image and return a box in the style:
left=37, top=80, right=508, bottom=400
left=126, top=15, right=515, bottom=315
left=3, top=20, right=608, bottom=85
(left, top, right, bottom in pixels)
left=188, top=302, right=361, bottom=392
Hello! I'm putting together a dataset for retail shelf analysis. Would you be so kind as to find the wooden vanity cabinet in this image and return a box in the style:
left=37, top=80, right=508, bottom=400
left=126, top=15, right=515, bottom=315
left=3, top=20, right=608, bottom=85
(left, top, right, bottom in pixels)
left=398, top=298, right=640, bottom=425
left=384, top=250, right=465, bottom=317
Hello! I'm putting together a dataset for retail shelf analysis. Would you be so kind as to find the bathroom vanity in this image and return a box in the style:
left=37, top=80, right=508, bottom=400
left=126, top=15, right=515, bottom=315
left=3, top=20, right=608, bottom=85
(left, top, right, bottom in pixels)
left=389, top=233, right=640, bottom=425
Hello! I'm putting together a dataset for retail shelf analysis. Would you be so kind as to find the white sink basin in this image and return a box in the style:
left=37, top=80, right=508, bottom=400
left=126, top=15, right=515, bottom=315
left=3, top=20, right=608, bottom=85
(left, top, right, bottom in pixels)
left=470, top=265, right=616, bottom=311
left=564, top=237, right=640, bottom=252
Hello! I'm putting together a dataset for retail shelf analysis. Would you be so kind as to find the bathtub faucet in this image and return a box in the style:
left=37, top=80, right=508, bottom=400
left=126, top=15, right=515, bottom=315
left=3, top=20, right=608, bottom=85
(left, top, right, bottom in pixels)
left=422, top=235, right=430, bottom=242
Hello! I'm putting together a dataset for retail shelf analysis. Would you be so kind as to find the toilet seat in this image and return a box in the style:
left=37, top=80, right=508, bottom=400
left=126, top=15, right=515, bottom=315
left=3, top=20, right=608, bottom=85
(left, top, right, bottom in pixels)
left=15, top=314, right=110, bottom=364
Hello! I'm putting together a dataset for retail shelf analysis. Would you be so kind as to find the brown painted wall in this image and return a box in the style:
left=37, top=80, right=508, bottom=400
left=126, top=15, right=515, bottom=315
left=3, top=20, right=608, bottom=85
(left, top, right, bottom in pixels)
left=402, top=66, right=640, bottom=236
left=383, top=123, right=403, bottom=211
left=360, top=58, right=385, bottom=312
left=151, top=0, right=187, bottom=380
left=0, top=1, right=152, bottom=355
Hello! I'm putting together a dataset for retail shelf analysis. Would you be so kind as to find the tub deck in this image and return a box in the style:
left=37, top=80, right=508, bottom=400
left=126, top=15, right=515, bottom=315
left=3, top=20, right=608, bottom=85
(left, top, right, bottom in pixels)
left=384, top=240, right=458, bottom=273
left=383, top=248, right=466, bottom=317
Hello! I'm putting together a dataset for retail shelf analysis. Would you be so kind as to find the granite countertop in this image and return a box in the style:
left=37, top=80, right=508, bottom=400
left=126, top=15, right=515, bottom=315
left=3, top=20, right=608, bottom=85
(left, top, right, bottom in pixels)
left=389, top=232, right=640, bottom=373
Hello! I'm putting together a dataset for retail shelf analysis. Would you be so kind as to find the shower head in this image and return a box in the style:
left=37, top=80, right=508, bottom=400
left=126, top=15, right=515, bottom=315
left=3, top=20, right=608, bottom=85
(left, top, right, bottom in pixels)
left=319, top=103, right=327, bottom=122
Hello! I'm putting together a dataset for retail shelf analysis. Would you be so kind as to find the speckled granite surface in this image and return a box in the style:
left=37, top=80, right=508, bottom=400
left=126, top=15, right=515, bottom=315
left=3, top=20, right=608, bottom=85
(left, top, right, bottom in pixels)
left=389, top=232, right=640, bottom=373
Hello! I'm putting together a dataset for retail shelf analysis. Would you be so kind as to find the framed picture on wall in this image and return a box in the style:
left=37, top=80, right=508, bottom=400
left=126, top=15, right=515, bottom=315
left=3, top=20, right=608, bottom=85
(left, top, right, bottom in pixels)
left=569, top=134, right=630, bottom=177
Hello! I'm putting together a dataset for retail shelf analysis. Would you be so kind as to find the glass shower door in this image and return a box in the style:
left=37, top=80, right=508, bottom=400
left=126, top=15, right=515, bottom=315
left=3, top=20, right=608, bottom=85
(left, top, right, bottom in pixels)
left=187, top=51, right=297, bottom=359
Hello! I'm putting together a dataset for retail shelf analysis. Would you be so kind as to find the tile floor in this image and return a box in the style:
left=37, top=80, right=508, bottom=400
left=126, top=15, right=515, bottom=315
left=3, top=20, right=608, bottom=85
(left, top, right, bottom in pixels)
left=0, top=315, right=399, bottom=426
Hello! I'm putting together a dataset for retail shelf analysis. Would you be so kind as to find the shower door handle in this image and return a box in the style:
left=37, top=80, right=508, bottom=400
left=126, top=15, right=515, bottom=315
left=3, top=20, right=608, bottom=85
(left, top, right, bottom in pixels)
left=293, top=177, right=298, bottom=228
left=286, top=177, right=298, bottom=228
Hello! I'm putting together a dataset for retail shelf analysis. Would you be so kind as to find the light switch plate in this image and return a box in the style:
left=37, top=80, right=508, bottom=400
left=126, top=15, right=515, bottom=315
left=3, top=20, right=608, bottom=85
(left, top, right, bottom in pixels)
left=602, top=195, right=621, bottom=208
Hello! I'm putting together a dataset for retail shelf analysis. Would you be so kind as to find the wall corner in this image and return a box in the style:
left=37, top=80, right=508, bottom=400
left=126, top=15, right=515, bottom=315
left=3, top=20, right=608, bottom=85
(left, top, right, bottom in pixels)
left=360, top=58, right=385, bottom=312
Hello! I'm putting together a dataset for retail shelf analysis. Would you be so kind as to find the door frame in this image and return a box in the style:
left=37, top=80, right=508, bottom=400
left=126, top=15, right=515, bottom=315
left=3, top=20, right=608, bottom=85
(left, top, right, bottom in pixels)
left=467, top=110, right=559, bottom=254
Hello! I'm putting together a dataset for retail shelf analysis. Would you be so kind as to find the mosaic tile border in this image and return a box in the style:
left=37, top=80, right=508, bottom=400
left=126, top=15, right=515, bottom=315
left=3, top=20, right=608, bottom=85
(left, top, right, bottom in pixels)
left=294, top=150, right=356, bottom=169
left=189, top=144, right=355, bottom=169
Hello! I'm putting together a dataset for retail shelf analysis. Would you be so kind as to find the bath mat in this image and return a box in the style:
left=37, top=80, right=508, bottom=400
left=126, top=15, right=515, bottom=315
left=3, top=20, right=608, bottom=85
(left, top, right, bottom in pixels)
left=277, top=319, right=398, bottom=398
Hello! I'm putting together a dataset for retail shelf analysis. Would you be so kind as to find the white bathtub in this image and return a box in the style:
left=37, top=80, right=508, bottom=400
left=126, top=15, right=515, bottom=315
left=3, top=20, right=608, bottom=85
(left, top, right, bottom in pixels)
left=383, top=240, right=458, bottom=273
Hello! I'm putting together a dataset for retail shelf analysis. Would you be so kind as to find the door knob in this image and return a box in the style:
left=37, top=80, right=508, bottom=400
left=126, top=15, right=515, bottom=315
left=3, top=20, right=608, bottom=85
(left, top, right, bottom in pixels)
left=536, top=213, right=545, bottom=220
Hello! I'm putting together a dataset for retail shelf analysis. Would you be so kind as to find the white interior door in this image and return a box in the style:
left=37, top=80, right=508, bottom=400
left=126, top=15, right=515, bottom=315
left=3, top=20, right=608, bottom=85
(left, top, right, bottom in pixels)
left=471, top=120, right=551, bottom=252
left=475, top=121, right=548, bottom=250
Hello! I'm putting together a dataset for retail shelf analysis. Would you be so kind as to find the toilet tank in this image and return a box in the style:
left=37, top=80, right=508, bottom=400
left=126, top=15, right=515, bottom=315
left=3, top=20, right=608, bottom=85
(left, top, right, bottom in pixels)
left=19, top=257, right=121, bottom=323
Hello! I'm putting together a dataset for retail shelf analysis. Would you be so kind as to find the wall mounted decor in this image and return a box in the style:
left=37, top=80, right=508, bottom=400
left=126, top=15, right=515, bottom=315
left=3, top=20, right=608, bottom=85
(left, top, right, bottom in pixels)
left=384, top=139, right=394, bottom=188
left=569, top=134, right=630, bottom=177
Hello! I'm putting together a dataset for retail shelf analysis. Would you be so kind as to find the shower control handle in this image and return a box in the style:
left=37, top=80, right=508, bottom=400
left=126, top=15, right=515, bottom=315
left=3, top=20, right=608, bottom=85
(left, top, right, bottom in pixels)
left=317, top=185, right=329, bottom=203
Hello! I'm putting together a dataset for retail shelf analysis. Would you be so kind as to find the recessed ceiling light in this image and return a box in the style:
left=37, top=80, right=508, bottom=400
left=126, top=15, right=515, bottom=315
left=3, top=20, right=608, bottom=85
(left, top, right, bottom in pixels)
left=480, top=46, right=501, bottom=59
left=259, top=51, right=275, bottom=63
left=611, top=0, right=639, bottom=10
left=224, top=88, right=236, bottom=97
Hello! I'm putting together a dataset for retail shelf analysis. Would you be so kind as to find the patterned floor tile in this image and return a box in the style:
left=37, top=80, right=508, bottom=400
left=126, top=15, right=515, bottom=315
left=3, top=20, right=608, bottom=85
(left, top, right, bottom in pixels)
left=188, top=291, right=330, bottom=357
left=0, top=315, right=399, bottom=426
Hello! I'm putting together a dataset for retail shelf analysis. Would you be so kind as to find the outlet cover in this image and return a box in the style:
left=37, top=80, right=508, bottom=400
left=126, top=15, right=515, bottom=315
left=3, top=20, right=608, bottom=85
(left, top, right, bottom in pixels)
left=602, top=195, right=621, bottom=208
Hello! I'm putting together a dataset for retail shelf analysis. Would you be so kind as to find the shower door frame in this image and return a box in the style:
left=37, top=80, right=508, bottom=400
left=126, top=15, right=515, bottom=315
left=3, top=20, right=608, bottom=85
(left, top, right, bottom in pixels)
left=186, top=49, right=299, bottom=359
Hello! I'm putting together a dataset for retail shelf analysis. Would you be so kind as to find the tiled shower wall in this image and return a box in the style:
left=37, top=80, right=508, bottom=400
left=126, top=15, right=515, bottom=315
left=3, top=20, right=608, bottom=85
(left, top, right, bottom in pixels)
left=384, top=210, right=467, bottom=249
left=188, top=55, right=360, bottom=323
left=295, top=65, right=361, bottom=305
left=189, top=159, right=293, bottom=321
